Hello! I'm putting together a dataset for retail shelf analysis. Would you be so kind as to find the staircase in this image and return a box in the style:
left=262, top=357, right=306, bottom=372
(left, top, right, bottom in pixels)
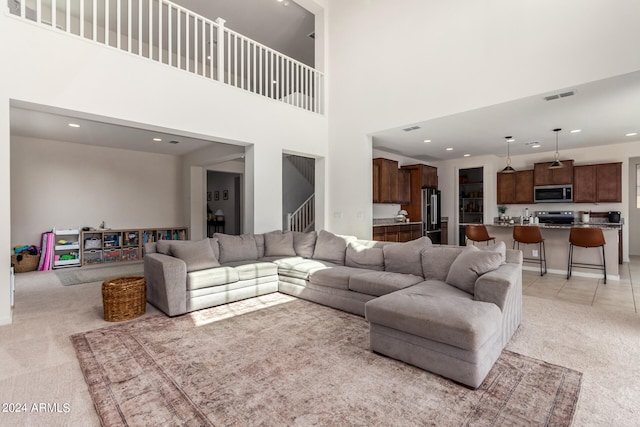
left=284, top=155, right=315, bottom=232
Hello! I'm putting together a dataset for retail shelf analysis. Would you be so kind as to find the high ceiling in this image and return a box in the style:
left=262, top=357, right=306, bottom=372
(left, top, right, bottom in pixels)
left=372, top=70, right=640, bottom=162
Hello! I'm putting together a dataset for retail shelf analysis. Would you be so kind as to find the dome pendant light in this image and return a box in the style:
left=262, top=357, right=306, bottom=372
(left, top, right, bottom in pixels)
left=549, top=128, right=564, bottom=169
left=501, top=136, right=516, bottom=173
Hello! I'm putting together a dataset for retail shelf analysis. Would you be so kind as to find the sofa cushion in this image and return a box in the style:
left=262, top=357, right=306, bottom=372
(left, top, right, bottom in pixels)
left=445, top=246, right=503, bottom=294
left=309, top=266, right=367, bottom=290
left=473, top=240, right=507, bottom=263
left=421, top=246, right=464, bottom=281
left=312, top=230, right=354, bottom=265
left=345, top=242, right=384, bottom=271
left=292, top=231, right=317, bottom=258
left=383, top=237, right=432, bottom=277
left=348, top=271, right=423, bottom=296
left=365, top=291, right=502, bottom=351
left=186, top=266, right=239, bottom=291
left=215, top=233, right=259, bottom=264
left=264, top=231, right=296, bottom=257
left=254, top=234, right=265, bottom=259
left=156, top=240, right=173, bottom=255
left=209, top=237, right=220, bottom=260
left=233, top=262, right=279, bottom=281
left=276, top=258, right=337, bottom=280
left=170, top=239, right=220, bottom=272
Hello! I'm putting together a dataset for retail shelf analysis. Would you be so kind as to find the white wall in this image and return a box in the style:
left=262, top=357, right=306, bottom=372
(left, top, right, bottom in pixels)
left=10, top=136, right=184, bottom=247
left=0, top=12, right=328, bottom=323
left=326, top=0, right=640, bottom=239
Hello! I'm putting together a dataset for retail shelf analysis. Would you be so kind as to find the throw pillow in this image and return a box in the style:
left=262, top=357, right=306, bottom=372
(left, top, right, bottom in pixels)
left=421, top=246, right=465, bottom=281
left=345, top=242, right=384, bottom=271
left=312, top=230, right=353, bottom=265
left=382, top=237, right=432, bottom=277
left=214, top=233, right=259, bottom=264
left=477, top=240, right=507, bottom=263
left=445, top=245, right=503, bottom=294
left=254, top=233, right=265, bottom=258
left=264, top=231, right=296, bottom=257
left=170, top=239, right=220, bottom=272
left=292, top=231, right=317, bottom=258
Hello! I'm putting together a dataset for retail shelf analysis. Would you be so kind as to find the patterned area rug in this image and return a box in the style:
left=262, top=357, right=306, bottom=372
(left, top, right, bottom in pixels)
left=71, top=294, right=581, bottom=426
left=56, top=263, right=144, bottom=286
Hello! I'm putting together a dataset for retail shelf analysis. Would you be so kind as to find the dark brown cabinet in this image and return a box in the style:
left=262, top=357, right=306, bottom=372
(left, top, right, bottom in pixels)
left=397, top=169, right=411, bottom=204
left=373, top=224, right=422, bottom=242
left=573, top=162, right=622, bottom=203
left=534, top=160, right=574, bottom=186
left=441, top=221, right=448, bottom=245
left=497, top=170, right=534, bottom=204
left=373, top=158, right=399, bottom=203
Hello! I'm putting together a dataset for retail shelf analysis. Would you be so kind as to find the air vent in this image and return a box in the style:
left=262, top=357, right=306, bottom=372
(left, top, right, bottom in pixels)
left=169, top=140, right=180, bottom=144
left=544, top=90, right=576, bottom=101
left=402, top=126, right=421, bottom=132
left=525, top=141, right=540, bottom=146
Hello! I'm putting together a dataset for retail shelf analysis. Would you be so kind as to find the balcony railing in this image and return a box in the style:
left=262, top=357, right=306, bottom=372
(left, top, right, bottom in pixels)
left=7, top=0, right=324, bottom=114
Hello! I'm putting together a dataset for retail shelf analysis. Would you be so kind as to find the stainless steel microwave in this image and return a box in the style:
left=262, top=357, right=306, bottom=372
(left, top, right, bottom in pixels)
left=534, top=185, right=572, bottom=203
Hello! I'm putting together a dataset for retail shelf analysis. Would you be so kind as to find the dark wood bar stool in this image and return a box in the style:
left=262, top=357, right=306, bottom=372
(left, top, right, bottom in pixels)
left=465, top=225, right=495, bottom=246
left=567, top=227, right=606, bottom=284
left=513, top=226, right=547, bottom=276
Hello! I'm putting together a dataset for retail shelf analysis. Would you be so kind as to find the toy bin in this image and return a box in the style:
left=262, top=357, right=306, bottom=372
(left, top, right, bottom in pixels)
left=83, top=250, right=103, bottom=265
left=121, top=247, right=139, bottom=262
left=103, top=249, right=122, bottom=263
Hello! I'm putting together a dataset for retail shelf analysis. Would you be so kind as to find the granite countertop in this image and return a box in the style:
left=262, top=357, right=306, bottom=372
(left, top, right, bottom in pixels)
left=373, top=220, right=422, bottom=227
left=486, top=222, right=623, bottom=230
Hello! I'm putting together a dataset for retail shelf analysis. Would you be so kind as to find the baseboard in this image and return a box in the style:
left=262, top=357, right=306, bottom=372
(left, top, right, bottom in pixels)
left=521, top=265, right=619, bottom=281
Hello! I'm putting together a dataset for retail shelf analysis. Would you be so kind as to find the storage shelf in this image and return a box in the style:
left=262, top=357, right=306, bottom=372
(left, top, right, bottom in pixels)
left=54, top=259, right=81, bottom=266
left=55, top=244, right=80, bottom=250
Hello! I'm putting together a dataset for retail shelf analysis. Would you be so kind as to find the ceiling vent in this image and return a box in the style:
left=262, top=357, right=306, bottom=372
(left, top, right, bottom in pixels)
left=525, top=141, right=540, bottom=146
left=169, top=140, right=180, bottom=144
left=544, top=90, right=575, bottom=101
left=402, top=125, right=421, bottom=132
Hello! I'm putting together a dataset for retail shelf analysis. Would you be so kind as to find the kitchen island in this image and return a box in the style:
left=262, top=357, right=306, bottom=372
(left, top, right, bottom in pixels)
left=485, top=221, right=622, bottom=280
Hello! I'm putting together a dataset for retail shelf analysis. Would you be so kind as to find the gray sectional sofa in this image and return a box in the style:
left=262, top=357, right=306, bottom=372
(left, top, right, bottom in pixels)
left=144, top=230, right=523, bottom=388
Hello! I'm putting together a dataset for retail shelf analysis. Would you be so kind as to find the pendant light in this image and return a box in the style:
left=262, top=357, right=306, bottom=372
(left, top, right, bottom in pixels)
left=500, top=136, right=516, bottom=173
left=549, top=128, right=564, bottom=169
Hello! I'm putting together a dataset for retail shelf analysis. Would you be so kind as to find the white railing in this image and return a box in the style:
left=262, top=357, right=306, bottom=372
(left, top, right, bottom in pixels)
left=287, top=193, right=314, bottom=232
left=7, top=0, right=324, bottom=114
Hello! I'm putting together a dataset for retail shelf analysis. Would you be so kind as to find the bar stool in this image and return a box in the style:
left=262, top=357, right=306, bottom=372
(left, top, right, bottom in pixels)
left=513, top=225, right=547, bottom=276
left=465, top=225, right=495, bottom=246
left=567, top=227, right=606, bottom=284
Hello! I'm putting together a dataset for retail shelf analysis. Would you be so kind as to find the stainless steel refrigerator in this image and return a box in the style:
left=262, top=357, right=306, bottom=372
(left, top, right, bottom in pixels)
left=421, top=188, right=442, bottom=244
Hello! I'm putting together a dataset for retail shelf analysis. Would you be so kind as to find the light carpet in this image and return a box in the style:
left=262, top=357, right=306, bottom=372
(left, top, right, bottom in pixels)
left=55, top=263, right=144, bottom=286
left=71, top=293, right=581, bottom=426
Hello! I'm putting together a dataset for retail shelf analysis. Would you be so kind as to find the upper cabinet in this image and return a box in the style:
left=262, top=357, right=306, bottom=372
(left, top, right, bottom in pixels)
left=534, top=160, right=574, bottom=186
left=373, top=158, right=398, bottom=203
left=400, top=164, right=438, bottom=221
left=497, top=170, right=534, bottom=204
left=373, top=159, right=435, bottom=205
left=397, top=169, right=411, bottom=205
left=573, top=162, right=622, bottom=203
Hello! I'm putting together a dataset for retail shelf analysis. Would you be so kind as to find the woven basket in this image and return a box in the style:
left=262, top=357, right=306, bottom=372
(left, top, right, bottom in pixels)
left=102, top=276, right=146, bottom=322
left=11, top=253, right=40, bottom=273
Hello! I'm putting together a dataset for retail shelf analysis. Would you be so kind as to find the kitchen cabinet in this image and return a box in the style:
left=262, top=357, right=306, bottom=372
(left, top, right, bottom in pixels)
left=534, top=160, right=574, bottom=186
left=441, top=221, right=448, bottom=245
left=397, top=169, right=411, bottom=204
left=496, top=170, right=534, bottom=204
left=373, top=224, right=422, bottom=242
left=573, top=162, right=622, bottom=203
left=400, top=164, right=438, bottom=221
left=373, top=158, right=399, bottom=203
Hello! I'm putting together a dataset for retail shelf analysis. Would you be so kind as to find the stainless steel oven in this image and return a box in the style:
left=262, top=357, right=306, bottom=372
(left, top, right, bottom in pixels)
left=534, top=185, right=572, bottom=203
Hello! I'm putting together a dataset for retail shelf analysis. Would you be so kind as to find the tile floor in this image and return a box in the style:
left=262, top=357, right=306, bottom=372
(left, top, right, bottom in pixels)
left=522, top=255, right=639, bottom=314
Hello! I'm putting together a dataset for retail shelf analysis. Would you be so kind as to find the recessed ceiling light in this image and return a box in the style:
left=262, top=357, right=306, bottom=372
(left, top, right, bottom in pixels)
left=153, top=138, right=162, bottom=142
left=532, top=144, right=541, bottom=148
left=446, top=147, right=453, bottom=151
left=68, top=123, right=80, bottom=128
left=570, top=129, right=581, bottom=133
left=463, top=154, right=470, bottom=157
left=626, top=132, right=638, bottom=137
left=423, top=139, right=431, bottom=143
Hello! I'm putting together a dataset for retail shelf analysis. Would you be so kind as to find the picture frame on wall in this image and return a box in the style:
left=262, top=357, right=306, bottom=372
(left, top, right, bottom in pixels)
left=214, top=191, right=220, bottom=201
left=223, top=190, right=229, bottom=200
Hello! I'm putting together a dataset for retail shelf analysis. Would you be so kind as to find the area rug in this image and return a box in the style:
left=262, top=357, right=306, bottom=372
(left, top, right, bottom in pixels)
left=71, top=293, right=581, bottom=426
left=56, top=262, right=144, bottom=286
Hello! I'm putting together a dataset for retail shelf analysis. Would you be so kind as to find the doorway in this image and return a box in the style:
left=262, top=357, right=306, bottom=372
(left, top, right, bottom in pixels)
left=629, top=157, right=640, bottom=255
left=207, top=171, right=242, bottom=236
left=282, top=154, right=315, bottom=231
left=458, top=167, right=484, bottom=245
